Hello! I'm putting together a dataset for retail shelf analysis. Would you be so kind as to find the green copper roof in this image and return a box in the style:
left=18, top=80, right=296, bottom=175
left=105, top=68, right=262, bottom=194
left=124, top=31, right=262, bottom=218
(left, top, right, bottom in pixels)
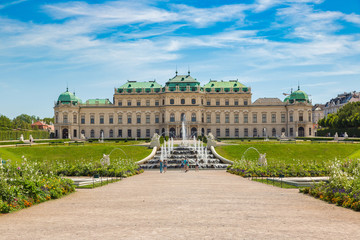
left=203, top=80, right=248, bottom=93
left=165, top=74, right=200, bottom=87
left=118, top=80, right=162, bottom=89
left=283, top=95, right=290, bottom=102
left=85, top=98, right=112, bottom=105
left=57, top=89, right=82, bottom=105
left=288, top=88, right=309, bottom=103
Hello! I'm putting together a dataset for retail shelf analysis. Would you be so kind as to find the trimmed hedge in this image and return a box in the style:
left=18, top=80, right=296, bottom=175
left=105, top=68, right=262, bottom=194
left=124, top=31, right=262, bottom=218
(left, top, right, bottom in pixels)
left=317, top=128, right=360, bottom=137
left=0, top=130, right=50, bottom=141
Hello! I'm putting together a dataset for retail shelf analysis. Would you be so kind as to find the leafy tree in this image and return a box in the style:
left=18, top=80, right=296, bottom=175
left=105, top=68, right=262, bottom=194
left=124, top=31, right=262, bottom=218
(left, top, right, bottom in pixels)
left=0, top=114, right=12, bottom=129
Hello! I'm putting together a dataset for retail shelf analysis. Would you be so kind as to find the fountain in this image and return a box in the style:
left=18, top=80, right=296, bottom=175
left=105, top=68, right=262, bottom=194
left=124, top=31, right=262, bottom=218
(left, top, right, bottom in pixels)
left=181, top=115, right=187, bottom=146
left=241, top=147, right=267, bottom=166
left=99, top=131, right=104, bottom=143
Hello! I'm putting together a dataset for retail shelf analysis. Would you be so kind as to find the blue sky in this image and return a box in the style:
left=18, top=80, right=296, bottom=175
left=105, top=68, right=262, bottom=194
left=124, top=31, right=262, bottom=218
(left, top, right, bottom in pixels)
left=1, top=0, right=360, bottom=118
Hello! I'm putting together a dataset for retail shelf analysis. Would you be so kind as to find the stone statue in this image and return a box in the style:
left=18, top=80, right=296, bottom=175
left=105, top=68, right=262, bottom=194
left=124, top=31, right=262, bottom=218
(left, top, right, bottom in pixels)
left=80, top=133, right=86, bottom=140
left=206, top=133, right=217, bottom=149
left=150, top=133, right=160, bottom=148
left=344, top=132, right=348, bottom=139
left=334, top=132, right=339, bottom=141
left=280, top=132, right=286, bottom=139
left=20, top=134, right=24, bottom=142
left=101, top=154, right=110, bottom=166
left=258, top=153, right=267, bottom=166
left=29, top=135, right=34, bottom=143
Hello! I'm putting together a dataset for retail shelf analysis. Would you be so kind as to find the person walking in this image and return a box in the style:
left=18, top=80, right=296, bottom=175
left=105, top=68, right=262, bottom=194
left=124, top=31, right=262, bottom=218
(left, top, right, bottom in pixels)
left=159, top=160, right=163, bottom=173
left=164, top=160, right=167, bottom=173
left=195, top=157, right=199, bottom=172
left=181, top=159, right=184, bottom=171
left=184, top=159, right=188, bottom=173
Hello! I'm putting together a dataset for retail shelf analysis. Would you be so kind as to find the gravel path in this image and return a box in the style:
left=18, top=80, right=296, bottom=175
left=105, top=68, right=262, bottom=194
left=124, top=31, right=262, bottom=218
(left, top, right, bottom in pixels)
left=1, top=170, right=360, bottom=240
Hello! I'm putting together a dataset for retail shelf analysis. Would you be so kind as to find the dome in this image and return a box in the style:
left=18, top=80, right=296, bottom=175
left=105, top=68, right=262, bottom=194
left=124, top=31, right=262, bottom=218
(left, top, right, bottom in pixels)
left=283, top=95, right=290, bottom=102
left=57, top=88, right=82, bottom=105
left=288, top=88, right=309, bottom=103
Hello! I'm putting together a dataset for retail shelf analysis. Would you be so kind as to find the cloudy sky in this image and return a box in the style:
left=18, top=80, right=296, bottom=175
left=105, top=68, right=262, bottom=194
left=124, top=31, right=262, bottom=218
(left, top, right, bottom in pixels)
left=1, top=0, right=360, bottom=118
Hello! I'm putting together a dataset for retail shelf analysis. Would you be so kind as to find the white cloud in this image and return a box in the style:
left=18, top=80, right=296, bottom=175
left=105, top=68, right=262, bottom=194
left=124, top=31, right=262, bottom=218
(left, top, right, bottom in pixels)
left=253, top=0, right=324, bottom=12
left=0, top=0, right=27, bottom=9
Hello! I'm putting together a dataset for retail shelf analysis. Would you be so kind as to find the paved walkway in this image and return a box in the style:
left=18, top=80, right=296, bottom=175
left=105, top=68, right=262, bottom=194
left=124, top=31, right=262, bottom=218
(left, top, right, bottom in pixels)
left=1, top=171, right=360, bottom=240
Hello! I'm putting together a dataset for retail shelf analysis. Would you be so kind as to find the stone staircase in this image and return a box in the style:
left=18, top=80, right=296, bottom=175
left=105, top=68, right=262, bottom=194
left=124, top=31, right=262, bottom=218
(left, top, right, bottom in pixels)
left=139, top=147, right=230, bottom=169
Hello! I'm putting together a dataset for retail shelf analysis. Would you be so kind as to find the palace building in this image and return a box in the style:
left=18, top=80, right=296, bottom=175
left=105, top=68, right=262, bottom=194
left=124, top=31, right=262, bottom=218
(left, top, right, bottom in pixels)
left=54, top=72, right=313, bottom=139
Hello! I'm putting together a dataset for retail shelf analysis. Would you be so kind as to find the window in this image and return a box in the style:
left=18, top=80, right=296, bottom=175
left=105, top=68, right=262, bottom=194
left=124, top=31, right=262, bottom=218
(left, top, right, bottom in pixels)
left=234, top=100, right=239, bottom=106
left=127, top=100, right=131, bottom=106
left=216, top=100, right=220, bottom=106
left=90, top=129, right=95, bottom=138
left=118, top=129, right=122, bottom=137
left=225, top=100, right=229, bottom=106
left=73, top=114, right=77, bottom=124
left=109, top=129, right=113, bottom=138
left=55, top=114, right=58, bottom=124
left=137, top=100, right=141, bottom=106
left=192, top=99, right=196, bottom=104
left=216, top=114, right=220, bottom=123
left=225, top=114, right=229, bottom=123
left=299, top=112, right=303, bottom=122
left=137, top=115, right=141, bottom=124
left=309, top=128, right=312, bottom=136
left=145, top=129, right=150, bottom=137
left=262, top=113, right=267, bottom=123
left=118, top=101, right=122, bottom=106
left=146, top=100, right=150, bottom=106
left=170, top=113, right=175, bottom=122
left=244, top=100, right=248, bottom=105
left=290, top=128, right=293, bottom=136
left=207, top=114, right=211, bottom=123
left=192, top=113, right=196, bottom=122
left=100, top=116, right=104, bottom=124
left=181, top=99, right=185, bottom=104
left=216, top=128, right=220, bottom=137
left=127, top=115, right=132, bottom=124
left=272, top=128, right=276, bottom=137
left=73, top=129, right=77, bottom=138
left=271, top=114, right=276, bottom=123
left=235, top=128, right=239, bottom=137
left=109, top=116, right=113, bottom=124
left=63, top=114, right=68, bottom=123
left=118, top=115, right=122, bottom=124
left=290, top=113, right=293, bottom=122
left=225, top=128, right=230, bottom=137
left=252, top=113, right=257, bottom=123
left=128, top=129, right=132, bottom=138
left=81, top=115, right=85, bottom=124
left=308, top=113, right=311, bottom=122
left=202, top=114, right=204, bottom=123
left=90, top=116, right=95, bottom=124
left=137, top=129, right=141, bottom=138
left=244, top=114, right=248, bottom=123
left=281, top=114, right=285, bottom=123
left=170, top=99, right=174, bottom=104
left=234, top=114, right=239, bottom=123
left=155, top=100, right=159, bottom=106
left=207, top=129, right=211, bottom=134
left=281, top=128, right=285, bottom=134
left=244, top=128, right=248, bottom=137
left=146, top=115, right=150, bottom=124
left=162, top=99, right=165, bottom=105
left=155, top=115, right=159, bottom=123
left=253, top=128, right=258, bottom=137
left=207, top=100, right=211, bottom=106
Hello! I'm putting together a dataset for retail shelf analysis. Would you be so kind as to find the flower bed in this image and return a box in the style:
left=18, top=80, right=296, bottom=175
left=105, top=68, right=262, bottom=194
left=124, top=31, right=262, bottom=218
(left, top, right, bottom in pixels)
left=227, top=160, right=329, bottom=177
left=0, top=163, right=75, bottom=213
left=300, top=159, right=360, bottom=211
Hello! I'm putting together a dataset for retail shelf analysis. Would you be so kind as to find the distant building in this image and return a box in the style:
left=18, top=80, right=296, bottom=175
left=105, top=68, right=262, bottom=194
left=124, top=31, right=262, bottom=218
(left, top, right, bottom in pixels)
left=324, top=91, right=360, bottom=116
left=31, top=121, right=54, bottom=132
left=54, top=73, right=313, bottom=139
left=312, top=104, right=325, bottom=135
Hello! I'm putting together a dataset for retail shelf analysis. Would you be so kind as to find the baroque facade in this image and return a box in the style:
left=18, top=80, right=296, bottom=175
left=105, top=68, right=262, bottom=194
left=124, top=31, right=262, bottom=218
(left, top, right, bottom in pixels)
left=54, top=73, right=313, bottom=139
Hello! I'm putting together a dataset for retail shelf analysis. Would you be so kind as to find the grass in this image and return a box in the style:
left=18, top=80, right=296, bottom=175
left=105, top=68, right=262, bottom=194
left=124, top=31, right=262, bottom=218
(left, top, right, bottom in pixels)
left=252, top=178, right=299, bottom=189
left=216, top=142, right=360, bottom=165
left=0, top=143, right=152, bottom=163
left=76, top=178, right=121, bottom=189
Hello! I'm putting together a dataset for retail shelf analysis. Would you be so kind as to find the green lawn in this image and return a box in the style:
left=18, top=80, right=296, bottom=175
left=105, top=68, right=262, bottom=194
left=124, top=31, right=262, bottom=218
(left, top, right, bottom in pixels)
left=216, top=142, right=360, bottom=165
left=0, top=143, right=152, bottom=163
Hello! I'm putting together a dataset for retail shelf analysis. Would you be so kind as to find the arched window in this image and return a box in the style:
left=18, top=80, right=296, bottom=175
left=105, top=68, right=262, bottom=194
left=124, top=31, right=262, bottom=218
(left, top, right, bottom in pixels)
left=191, top=113, right=196, bottom=122
left=170, top=113, right=175, bottom=122
left=170, top=99, right=174, bottom=104
left=90, top=129, right=95, bottom=138
left=272, top=128, right=276, bottom=137
left=109, top=129, right=114, bottom=138
left=253, top=128, right=257, bottom=137
left=192, top=99, right=196, bottom=104
left=181, top=99, right=185, bottom=104
left=281, top=128, right=286, bottom=133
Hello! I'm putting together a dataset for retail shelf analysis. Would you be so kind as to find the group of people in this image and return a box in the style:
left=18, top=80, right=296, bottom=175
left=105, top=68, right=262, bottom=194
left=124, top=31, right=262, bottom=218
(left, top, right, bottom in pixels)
left=160, top=158, right=199, bottom=173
